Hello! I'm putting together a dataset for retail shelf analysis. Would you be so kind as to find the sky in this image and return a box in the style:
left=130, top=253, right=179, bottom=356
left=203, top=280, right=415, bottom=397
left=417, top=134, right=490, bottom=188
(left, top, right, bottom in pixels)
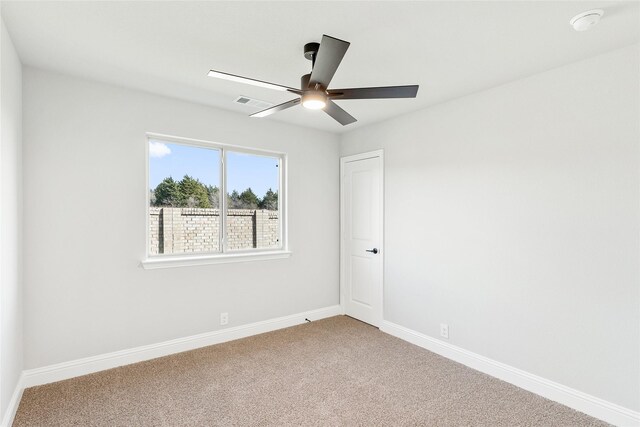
left=149, top=140, right=279, bottom=197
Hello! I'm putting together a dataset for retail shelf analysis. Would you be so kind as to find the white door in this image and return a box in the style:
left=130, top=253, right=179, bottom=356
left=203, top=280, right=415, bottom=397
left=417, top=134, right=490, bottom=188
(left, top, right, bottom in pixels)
left=341, top=151, right=383, bottom=327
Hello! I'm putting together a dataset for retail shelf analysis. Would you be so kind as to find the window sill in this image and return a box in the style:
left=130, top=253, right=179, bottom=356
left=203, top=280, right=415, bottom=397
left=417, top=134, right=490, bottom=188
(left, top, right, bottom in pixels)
left=140, top=250, right=292, bottom=270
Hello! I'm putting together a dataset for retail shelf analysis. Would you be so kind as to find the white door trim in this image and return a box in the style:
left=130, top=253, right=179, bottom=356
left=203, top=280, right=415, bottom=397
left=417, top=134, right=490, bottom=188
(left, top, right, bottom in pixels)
left=340, top=149, right=384, bottom=325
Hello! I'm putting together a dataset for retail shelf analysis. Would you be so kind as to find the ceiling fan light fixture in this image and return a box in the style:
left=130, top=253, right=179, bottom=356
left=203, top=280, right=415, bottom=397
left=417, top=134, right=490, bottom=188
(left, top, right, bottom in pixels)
left=301, top=91, right=327, bottom=110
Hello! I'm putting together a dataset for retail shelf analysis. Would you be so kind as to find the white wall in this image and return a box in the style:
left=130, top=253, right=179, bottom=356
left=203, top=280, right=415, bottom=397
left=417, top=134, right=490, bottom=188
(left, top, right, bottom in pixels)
left=0, top=18, right=23, bottom=420
left=340, top=45, right=640, bottom=411
left=22, top=68, right=340, bottom=369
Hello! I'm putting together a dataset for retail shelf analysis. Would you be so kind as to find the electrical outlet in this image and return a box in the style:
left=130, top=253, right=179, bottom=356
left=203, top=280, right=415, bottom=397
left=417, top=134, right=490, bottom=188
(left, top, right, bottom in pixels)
left=220, top=312, right=229, bottom=326
left=440, top=323, right=449, bottom=339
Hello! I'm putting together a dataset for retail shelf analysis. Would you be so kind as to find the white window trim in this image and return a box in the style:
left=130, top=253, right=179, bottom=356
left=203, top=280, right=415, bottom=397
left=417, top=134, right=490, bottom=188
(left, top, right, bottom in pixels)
left=141, top=132, right=289, bottom=268
left=140, top=250, right=292, bottom=269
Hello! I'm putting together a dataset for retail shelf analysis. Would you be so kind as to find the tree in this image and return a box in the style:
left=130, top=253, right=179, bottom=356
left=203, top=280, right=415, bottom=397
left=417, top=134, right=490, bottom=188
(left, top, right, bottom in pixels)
left=228, top=190, right=241, bottom=209
left=177, top=175, right=211, bottom=208
left=259, top=188, right=278, bottom=210
left=206, top=185, right=220, bottom=209
left=153, top=177, right=179, bottom=206
left=239, top=188, right=260, bottom=209
left=154, top=176, right=280, bottom=211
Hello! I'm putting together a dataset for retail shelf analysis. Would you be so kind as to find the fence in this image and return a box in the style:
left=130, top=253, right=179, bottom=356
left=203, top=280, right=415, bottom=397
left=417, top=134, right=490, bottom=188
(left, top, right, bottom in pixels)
left=149, top=207, right=279, bottom=254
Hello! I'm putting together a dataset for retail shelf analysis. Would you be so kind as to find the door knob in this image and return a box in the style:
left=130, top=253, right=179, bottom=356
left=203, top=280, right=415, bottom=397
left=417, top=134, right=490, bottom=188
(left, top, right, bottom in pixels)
left=366, top=248, right=378, bottom=254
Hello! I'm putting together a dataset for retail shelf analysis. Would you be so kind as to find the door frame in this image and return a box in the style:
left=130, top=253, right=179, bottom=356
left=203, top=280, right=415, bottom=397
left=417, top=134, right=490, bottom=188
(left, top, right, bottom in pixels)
left=339, top=149, right=384, bottom=325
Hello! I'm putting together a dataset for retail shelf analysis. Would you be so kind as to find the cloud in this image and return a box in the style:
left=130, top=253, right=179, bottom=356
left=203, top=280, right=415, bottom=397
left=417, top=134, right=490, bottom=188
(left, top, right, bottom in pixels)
left=149, top=141, right=171, bottom=158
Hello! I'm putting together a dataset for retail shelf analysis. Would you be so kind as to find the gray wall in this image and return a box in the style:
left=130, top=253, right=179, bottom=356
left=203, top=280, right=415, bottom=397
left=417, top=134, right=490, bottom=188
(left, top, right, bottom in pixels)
left=0, top=18, right=23, bottom=420
left=22, top=68, right=340, bottom=369
left=340, top=45, right=640, bottom=411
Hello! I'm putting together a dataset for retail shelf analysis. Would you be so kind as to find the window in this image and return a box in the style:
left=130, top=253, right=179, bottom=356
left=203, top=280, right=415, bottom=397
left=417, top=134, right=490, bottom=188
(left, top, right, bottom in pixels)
left=144, top=134, right=287, bottom=268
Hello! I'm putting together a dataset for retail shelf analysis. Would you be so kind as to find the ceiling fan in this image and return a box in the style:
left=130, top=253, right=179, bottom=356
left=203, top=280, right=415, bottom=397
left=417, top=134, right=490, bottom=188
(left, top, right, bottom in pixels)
left=208, top=35, right=419, bottom=126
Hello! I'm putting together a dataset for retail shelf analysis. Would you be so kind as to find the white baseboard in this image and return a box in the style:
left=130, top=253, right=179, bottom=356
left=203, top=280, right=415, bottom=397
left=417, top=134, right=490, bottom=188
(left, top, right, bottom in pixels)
left=10, top=309, right=636, bottom=427
left=1, top=373, right=25, bottom=427
left=21, top=305, right=342, bottom=390
left=380, top=320, right=640, bottom=427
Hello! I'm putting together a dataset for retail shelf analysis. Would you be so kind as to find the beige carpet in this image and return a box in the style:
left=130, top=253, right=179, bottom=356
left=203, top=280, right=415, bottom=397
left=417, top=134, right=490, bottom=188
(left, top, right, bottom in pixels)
left=14, top=316, right=607, bottom=426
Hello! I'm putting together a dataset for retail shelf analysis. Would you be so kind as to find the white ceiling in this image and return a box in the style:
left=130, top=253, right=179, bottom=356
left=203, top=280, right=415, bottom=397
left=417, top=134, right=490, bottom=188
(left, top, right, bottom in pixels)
left=2, top=1, right=639, bottom=134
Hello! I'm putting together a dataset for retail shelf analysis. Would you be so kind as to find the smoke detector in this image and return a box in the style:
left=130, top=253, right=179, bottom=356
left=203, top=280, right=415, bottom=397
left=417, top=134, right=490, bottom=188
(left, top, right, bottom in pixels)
left=570, top=9, right=604, bottom=31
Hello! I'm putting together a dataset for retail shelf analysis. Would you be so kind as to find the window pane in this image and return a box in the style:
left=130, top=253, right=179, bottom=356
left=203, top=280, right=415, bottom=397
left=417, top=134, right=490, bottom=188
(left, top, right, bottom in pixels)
left=148, top=140, right=221, bottom=255
left=226, top=151, right=280, bottom=251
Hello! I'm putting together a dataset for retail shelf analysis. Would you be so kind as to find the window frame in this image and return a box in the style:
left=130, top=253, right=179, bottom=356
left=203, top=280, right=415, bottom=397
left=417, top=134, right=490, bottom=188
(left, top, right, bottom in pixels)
left=141, top=132, right=290, bottom=269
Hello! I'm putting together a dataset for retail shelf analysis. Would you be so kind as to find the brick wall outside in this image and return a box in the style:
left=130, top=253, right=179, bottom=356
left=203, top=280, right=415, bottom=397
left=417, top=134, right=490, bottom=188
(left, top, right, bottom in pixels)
left=149, top=207, right=279, bottom=254
left=150, top=207, right=162, bottom=254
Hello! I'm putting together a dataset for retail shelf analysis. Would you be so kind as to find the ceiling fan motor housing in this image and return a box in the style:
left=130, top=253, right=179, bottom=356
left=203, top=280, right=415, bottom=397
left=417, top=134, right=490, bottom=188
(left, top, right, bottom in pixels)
left=301, top=73, right=312, bottom=91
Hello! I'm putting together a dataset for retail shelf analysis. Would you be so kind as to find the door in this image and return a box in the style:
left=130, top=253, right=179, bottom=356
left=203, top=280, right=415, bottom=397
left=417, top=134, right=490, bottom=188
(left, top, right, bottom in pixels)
left=341, top=150, right=383, bottom=327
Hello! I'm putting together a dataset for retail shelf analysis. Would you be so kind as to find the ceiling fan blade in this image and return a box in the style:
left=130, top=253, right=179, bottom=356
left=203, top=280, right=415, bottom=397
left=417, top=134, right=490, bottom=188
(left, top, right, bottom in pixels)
left=328, top=85, right=419, bottom=100
left=208, top=70, right=301, bottom=94
left=324, top=100, right=356, bottom=126
left=250, top=98, right=301, bottom=118
left=309, top=35, right=350, bottom=89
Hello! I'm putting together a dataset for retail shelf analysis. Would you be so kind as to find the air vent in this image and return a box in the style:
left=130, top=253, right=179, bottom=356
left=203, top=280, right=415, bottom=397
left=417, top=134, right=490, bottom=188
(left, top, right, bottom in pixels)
left=234, top=96, right=273, bottom=110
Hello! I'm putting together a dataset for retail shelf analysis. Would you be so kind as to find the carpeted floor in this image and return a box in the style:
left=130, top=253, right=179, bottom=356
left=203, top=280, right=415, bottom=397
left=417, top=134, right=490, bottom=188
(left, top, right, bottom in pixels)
left=14, top=316, right=608, bottom=426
